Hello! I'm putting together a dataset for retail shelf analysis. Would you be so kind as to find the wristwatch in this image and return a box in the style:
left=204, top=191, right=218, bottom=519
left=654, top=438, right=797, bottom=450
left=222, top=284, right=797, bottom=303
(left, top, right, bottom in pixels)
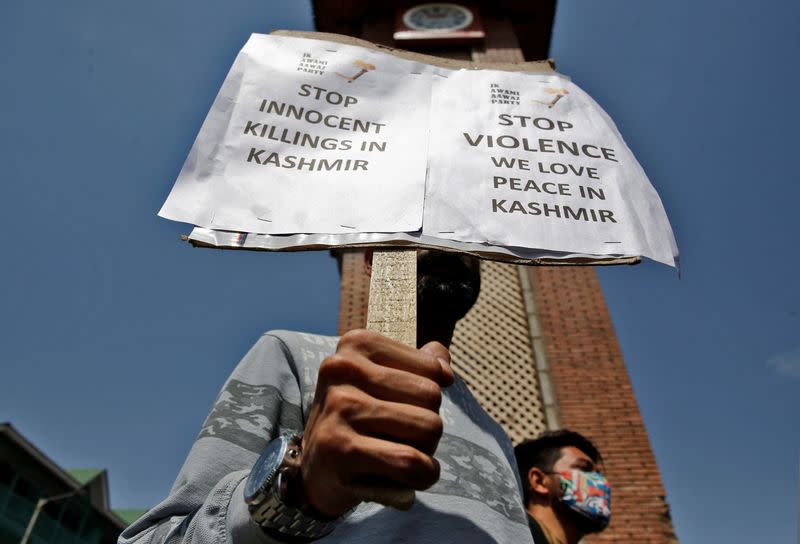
left=244, top=433, right=342, bottom=542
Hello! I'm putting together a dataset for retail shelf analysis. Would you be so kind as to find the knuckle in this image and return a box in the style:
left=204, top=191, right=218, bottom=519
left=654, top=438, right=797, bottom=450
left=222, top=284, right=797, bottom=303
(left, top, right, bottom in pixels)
left=317, top=424, right=347, bottom=454
left=319, top=354, right=345, bottom=378
left=319, top=354, right=361, bottom=382
left=393, top=446, right=425, bottom=472
left=315, top=420, right=350, bottom=450
left=394, top=447, right=438, bottom=489
left=325, top=386, right=365, bottom=417
left=308, top=424, right=335, bottom=455
left=337, top=433, right=361, bottom=459
left=338, top=329, right=377, bottom=352
left=421, top=341, right=449, bottom=360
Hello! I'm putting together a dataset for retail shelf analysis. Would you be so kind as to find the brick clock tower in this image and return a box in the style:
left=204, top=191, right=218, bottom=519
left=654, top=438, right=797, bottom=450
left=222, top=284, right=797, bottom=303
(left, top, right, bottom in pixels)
left=313, top=2, right=678, bottom=542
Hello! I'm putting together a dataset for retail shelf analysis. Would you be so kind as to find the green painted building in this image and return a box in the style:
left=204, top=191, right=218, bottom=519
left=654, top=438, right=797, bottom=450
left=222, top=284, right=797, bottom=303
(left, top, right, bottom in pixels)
left=0, top=423, right=142, bottom=544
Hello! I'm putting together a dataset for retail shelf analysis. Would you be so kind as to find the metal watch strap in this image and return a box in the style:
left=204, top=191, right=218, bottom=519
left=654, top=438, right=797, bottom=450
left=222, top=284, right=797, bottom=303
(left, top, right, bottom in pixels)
left=248, top=434, right=342, bottom=541
left=250, top=472, right=340, bottom=541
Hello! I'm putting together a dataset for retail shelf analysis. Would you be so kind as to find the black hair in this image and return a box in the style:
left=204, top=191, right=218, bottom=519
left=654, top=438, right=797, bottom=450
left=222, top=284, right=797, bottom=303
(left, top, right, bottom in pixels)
left=514, top=430, right=601, bottom=503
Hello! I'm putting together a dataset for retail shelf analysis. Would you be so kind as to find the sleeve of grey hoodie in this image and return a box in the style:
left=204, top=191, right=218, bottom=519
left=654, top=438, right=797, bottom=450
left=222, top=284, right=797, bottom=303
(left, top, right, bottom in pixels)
left=119, top=333, right=309, bottom=544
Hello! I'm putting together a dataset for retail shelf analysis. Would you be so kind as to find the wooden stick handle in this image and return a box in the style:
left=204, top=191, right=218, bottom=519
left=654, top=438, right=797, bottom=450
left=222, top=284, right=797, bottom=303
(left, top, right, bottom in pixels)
left=366, top=249, right=417, bottom=347
left=365, top=248, right=417, bottom=509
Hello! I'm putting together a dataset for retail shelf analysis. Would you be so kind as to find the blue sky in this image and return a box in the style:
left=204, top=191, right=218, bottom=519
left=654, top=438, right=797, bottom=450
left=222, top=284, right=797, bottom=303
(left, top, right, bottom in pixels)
left=1, top=2, right=797, bottom=543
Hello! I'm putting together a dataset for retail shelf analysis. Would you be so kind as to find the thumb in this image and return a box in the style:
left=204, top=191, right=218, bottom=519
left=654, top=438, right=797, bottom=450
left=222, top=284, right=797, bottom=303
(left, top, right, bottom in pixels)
left=420, top=341, right=454, bottom=386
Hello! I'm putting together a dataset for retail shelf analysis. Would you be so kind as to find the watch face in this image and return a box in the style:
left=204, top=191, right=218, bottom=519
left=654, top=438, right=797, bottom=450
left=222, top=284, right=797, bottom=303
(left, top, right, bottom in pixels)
left=244, top=436, right=288, bottom=503
left=403, top=3, right=473, bottom=32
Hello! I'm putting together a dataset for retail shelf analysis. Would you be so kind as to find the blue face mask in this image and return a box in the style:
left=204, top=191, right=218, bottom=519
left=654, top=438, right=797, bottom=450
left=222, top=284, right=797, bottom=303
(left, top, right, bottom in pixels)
left=557, top=469, right=611, bottom=531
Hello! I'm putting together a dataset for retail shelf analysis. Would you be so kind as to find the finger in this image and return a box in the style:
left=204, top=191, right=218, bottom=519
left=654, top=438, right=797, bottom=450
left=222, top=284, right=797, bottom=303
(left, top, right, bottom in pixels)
left=344, top=435, right=441, bottom=492
left=337, top=330, right=451, bottom=386
left=348, top=482, right=416, bottom=511
left=348, top=397, right=444, bottom=454
left=320, top=353, right=443, bottom=412
left=420, top=341, right=454, bottom=385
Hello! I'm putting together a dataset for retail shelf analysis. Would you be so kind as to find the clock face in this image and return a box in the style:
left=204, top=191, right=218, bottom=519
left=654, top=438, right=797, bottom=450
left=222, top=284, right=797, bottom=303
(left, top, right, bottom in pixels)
left=403, top=3, right=474, bottom=32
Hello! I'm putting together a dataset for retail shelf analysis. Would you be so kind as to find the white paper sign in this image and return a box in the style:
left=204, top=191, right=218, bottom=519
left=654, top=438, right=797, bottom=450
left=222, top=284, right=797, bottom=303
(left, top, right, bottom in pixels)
left=423, top=70, right=678, bottom=267
left=160, top=34, right=679, bottom=268
left=159, top=34, right=432, bottom=234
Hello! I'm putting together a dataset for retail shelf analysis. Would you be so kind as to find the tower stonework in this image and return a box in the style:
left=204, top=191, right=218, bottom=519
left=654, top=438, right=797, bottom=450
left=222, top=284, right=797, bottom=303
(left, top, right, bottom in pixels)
left=317, top=3, right=677, bottom=542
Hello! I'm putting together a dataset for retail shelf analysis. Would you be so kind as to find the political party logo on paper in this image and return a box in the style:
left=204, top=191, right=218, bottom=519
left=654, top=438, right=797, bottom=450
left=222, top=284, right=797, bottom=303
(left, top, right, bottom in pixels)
left=336, top=59, right=376, bottom=83
left=533, top=87, right=570, bottom=109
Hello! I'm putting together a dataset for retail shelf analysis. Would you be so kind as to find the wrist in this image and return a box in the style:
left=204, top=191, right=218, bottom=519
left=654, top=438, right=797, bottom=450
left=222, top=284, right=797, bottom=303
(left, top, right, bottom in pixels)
left=245, top=433, right=346, bottom=541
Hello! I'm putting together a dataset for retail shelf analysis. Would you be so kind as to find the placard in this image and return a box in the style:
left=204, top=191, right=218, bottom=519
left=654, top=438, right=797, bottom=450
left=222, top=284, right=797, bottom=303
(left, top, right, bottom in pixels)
left=423, top=70, right=678, bottom=267
left=159, top=34, right=432, bottom=234
left=159, top=32, right=679, bottom=268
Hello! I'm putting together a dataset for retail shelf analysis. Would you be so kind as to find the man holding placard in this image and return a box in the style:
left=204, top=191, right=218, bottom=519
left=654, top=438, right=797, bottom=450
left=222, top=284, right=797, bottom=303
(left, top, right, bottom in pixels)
left=131, top=28, right=680, bottom=543
left=120, top=250, right=536, bottom=543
